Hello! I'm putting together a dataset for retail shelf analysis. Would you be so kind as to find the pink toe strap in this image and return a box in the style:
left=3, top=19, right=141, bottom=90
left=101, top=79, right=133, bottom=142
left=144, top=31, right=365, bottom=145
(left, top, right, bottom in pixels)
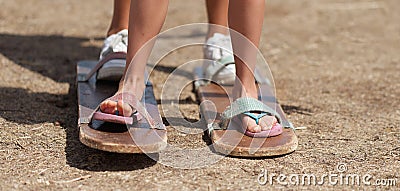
left=90, top=92, right=164, bottom=129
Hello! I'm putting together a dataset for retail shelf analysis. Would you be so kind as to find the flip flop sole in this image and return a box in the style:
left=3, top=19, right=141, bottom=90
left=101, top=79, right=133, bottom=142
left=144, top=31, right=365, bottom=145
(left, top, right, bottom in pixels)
left=77, top=61, right=167, bottom=153
left=79, top=124, right=167, bottom=153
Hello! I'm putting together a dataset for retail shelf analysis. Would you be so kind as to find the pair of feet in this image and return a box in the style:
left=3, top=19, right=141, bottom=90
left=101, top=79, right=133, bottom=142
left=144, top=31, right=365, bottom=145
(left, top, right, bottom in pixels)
left=97, top=30, right=279, bottom=134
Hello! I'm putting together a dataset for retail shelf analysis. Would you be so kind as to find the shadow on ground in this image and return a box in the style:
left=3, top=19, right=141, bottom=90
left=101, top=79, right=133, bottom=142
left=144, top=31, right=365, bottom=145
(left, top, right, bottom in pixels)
left=281, top=104, right=312, bottom=115
left=0, top=33, right=99, bottom=83
left=0, top=33, right=156, bottom=171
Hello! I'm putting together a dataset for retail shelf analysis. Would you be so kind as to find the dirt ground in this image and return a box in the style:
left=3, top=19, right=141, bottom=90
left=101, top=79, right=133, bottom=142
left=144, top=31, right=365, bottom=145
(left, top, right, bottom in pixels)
left=0, top=0, right=399, bottom=190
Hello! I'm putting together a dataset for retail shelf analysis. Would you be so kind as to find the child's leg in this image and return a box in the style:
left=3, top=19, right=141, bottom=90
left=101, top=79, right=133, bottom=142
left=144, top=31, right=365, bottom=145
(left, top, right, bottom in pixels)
left=206, top=0, right=229, bottom=38
left=100, top=0, right=169, bottom=116
left=108, top=0, right=229, bottom=38
left=97, top=0, right=130, bottom=82
left=229, top=0, right=277, bottom=133
left=107, top=0, right=130, bottom=36
left=204, top=0, right=236, bottom=85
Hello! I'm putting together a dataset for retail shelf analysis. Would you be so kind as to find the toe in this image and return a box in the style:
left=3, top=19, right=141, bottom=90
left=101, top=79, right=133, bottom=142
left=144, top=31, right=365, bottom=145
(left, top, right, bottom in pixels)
left=117, top=100, right=133, bottom=117
left=243, top=115, right=262, bottom=133
left=259, top=120, right=272, bottom=131
left=251, top=125, right=262, bottom=133
left=100, top=100, right=117, bottom=114
left=260, top=116, right=278, bottom=130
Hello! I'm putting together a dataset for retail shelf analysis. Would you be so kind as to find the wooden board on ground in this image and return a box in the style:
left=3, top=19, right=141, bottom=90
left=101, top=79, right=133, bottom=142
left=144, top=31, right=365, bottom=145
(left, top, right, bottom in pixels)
left=77, top=61, right=166, bottom=153
left=194, top=67, right=298, bottom=157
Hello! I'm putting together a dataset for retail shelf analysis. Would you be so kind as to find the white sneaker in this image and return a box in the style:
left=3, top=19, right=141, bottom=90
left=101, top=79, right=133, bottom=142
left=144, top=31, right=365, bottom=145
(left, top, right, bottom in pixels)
left=97, top=29, right=128, bottom=81
left=203, top=33, right=236, bottom=85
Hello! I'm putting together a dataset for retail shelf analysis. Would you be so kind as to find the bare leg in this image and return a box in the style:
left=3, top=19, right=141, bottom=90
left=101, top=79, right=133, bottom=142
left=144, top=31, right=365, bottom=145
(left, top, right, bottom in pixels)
left=100, top=0, right=169, bottom=116
left=108, top=0, right=229, bottom=37
left=107, top=0, right=130, bottom=36
left=229, top=0, right=277, bottom=133
left=206, top=0, right=229, bottom=38
left=97, top=0, right=130, bottom=82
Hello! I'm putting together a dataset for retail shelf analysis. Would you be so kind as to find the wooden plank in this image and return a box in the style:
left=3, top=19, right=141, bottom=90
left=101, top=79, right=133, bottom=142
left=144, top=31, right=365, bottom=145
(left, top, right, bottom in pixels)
left=77, top=61, right=166, bottom=153
left=194, top=66, right=298, bottom=157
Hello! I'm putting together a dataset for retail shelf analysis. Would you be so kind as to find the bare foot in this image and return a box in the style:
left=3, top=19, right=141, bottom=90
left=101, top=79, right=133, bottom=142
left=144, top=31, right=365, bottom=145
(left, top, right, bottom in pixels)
left=99, top=76, right=145, bottom=117
left=241, top=113, right=278, bottom=133
left=232, top=81, right=280, bottom=133
left=99, top=99, right=134, bottom=117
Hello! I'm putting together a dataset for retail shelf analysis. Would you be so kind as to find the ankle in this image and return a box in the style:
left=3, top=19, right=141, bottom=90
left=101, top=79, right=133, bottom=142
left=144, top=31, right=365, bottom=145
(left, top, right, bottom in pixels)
left=233, top=80, right=258, bottom=99
left=118, top=76, right=145, bottom=94
left=107, top=27, right=128, bottom=37
left=207, top=26, right=229, bottom=39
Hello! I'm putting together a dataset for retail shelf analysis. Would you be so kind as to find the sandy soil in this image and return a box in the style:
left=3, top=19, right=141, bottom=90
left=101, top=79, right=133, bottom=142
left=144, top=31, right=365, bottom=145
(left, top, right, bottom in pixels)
left=0, top=0, right=399, bottom=190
